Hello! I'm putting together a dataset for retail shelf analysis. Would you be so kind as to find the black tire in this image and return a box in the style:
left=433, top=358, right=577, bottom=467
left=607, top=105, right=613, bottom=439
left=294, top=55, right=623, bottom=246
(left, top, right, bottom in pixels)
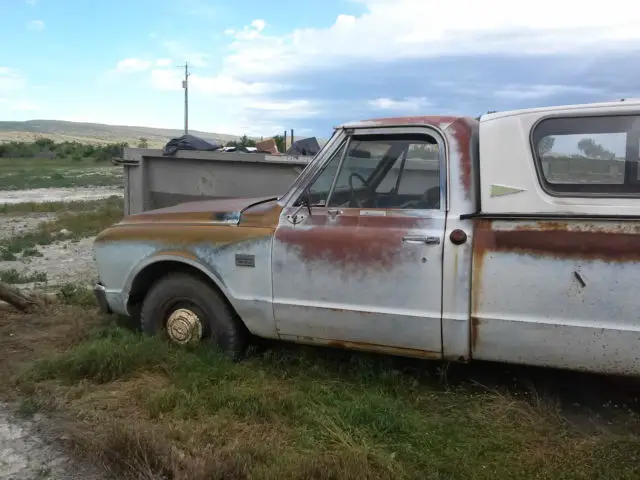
left=140, top=272, right=247, bottom=359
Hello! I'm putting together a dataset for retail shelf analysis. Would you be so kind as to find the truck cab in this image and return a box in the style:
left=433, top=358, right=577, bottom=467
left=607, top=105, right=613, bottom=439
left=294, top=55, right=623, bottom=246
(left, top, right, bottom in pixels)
left=93, top=100, right=640, bottom=376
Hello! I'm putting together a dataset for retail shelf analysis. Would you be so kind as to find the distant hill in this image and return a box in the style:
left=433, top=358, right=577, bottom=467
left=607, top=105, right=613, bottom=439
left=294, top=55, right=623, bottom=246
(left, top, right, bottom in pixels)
left=0, top=120, right=247, bottom=148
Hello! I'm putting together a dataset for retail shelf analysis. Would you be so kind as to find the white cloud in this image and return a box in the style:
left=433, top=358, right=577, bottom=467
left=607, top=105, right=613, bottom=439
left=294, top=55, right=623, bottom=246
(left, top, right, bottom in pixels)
left=26, top=19, right=44, bottom=31
left=225, top=18, right=267, bottom=40
left=116, top=58, right=153, bottom=72
left=103, top=0, right=640, bottom=136
left=222, top=0, right=640, bottom=77
left=149, top=68, right=282, bottom=96
left=251, top=19, right=266, bottom=31
left=245, top=99, right=318, bottom=118
left=25, top=0, right=36, bottom=5
left=368, top=97, right=430, bottom=111
left=494, top=84, right=603, bottom=100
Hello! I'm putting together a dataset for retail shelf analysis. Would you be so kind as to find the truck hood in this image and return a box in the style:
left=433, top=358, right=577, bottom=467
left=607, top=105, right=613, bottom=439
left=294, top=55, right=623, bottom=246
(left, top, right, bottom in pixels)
left=119, top=196, right=280, bottom=225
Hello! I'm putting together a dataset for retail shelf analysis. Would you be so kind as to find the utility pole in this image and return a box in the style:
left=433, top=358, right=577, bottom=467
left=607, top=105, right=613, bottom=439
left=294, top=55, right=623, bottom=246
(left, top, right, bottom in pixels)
left=179, top=62, right=191, bottom=135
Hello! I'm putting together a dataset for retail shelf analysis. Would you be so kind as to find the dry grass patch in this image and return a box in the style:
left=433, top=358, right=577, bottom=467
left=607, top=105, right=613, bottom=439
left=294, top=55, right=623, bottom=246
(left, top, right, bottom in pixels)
left=1, top=302, right=640, bottom=479
left=0, top=197, right=123, bottom=214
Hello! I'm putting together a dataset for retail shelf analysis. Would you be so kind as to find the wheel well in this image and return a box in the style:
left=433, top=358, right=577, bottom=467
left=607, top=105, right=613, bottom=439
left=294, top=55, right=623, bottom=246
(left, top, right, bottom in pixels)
left=127, top=261, right=240, bottom=323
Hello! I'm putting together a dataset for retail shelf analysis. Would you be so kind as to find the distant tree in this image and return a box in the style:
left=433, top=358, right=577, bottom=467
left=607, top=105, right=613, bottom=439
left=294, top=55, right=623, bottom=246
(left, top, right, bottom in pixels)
left=239, top=135, right=256, bottom=147
left=34, top=137, right=55, bottom=149
left=407, top=143, right=439, bottom=159
left=226, top=135, right=257, bottom=148
left=538, top=136, right=555, bottom=156
left=577, top=138, right=615, bottom=160
left=83, top=144, right=95, bottom=157
left=137, top=137, right=149, bottom=148
left=272, top=134, right=285, bottom=153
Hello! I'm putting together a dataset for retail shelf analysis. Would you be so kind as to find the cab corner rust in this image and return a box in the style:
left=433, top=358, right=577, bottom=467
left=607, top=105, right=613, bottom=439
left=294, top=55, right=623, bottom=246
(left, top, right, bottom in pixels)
left=470, top=218, right=492, bottom=309
left=445, top=118, right=475, bottom=199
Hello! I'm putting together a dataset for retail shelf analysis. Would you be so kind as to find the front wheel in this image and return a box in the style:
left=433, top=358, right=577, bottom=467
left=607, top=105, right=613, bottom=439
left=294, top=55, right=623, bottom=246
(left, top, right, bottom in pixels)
left=140, top=272, right=247, bottom=359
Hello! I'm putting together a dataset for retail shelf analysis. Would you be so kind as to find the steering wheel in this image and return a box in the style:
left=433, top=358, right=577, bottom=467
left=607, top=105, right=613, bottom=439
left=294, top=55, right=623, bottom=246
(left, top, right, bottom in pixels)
left=348, top=172, right=375, bottom=208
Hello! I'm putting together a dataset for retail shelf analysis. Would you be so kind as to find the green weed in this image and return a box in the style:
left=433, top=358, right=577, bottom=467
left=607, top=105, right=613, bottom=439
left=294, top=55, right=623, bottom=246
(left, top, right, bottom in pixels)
left=0, top=268, right=47, bottom=284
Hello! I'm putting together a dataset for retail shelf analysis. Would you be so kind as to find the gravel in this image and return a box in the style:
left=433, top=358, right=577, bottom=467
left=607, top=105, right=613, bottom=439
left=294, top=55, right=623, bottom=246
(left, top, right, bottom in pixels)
left=0, top=237, right=98, bottom=288
left=0, top=187, right=122, bottom=205
left=0, top=214, right=57, bottom=241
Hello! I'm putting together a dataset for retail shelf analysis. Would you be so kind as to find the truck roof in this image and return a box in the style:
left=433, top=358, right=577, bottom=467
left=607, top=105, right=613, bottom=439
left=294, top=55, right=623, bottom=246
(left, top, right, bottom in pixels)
left=341, top=99, right=640, bottom=130
left=339, top=116, right=472, bottom=130
left=481, top=98, right=640, bottom=122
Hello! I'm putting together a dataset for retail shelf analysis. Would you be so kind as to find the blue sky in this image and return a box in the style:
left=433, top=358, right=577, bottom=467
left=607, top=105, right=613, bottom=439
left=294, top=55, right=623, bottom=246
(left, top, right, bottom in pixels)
left=2, top=0, right=640, bottom=138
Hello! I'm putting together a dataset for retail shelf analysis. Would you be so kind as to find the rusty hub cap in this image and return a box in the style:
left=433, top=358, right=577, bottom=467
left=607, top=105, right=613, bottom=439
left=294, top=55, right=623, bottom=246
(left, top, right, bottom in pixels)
left=166, top=308, right=202, bottom=345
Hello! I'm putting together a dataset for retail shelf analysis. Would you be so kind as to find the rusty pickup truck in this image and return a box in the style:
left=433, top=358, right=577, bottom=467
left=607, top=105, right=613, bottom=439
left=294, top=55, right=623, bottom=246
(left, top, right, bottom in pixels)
left=94, top=99, right=640, bottom=376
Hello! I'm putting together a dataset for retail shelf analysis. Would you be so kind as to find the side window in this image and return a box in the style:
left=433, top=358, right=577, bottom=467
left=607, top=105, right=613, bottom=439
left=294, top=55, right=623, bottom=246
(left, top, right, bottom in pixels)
left=395, top=143, right=441, bottom=199
left=329, top=139, right=393, bottom=195
left=324, top=133, right=441, bottom=209
left=305, top=142, right=346, bottom=206
left=533, top=115, right=640, bottom=195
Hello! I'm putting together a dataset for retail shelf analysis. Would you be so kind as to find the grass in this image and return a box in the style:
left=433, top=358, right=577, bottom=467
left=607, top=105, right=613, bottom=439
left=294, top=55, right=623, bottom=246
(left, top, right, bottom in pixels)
left=0, top=268, right=47, bottom=284
left=57, top=283, right=98, bottom=306
left=21, top=247, right=44, bottom=258
left=0, top=157, right=122, bottom=190
left=1, top=293, right=639, bottom=480
left=0, top=249, right=18, bottom=261
left=0, top=196, right=123, bottom=214
left=0, top=197, right=123, bottom=256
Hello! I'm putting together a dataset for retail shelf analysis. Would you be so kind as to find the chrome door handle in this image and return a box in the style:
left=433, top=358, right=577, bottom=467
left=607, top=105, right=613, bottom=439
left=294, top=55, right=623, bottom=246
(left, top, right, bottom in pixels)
left=402, top=235, right=441, bottom=245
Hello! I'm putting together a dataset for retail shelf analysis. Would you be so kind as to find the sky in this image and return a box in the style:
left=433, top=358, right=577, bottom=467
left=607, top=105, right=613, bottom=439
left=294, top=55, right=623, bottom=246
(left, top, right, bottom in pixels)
left=2, top=0, right=640, bottom=138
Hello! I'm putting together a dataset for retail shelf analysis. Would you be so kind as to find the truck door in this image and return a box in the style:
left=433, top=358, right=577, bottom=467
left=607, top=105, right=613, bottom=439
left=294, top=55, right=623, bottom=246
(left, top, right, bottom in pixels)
left=271, top=128, right=447, bottom=358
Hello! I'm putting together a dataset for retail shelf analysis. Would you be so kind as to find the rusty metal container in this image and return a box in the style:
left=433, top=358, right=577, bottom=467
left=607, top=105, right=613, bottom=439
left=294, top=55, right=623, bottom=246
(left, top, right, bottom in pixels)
left=116, top=148, right=313, bottom=215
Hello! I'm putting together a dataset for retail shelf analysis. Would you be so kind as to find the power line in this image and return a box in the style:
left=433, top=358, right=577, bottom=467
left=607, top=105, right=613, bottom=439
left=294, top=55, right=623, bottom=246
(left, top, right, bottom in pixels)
left=178, top=62, right=191, bottom=135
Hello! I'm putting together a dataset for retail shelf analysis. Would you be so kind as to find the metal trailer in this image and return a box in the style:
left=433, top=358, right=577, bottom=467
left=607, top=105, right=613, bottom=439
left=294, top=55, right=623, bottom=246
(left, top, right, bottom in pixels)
left=116, top=148, right=314, bottom=215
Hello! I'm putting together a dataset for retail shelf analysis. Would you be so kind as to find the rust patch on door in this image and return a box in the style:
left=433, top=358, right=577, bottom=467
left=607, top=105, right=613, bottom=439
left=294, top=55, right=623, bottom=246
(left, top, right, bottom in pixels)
left=278, top=213, right=424, bottom=269
left=278, top=226, right=405, bottom=269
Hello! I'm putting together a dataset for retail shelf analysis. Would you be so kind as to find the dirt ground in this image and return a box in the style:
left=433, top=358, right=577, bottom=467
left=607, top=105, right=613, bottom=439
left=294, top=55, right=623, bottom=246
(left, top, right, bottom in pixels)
left=0, top=403, right=112, bottom=480
left=0, top=236, right=97, bottom=287
left=0, top=213, right=58, bottom=241
left=0, top=187, right=122, bottom=205
left=0, top=191, right=113, bottom=478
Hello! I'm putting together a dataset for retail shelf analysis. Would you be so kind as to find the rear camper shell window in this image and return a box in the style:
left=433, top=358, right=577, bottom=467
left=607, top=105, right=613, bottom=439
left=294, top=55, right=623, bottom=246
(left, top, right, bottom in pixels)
left=531, top=114, right=640, bottom=197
